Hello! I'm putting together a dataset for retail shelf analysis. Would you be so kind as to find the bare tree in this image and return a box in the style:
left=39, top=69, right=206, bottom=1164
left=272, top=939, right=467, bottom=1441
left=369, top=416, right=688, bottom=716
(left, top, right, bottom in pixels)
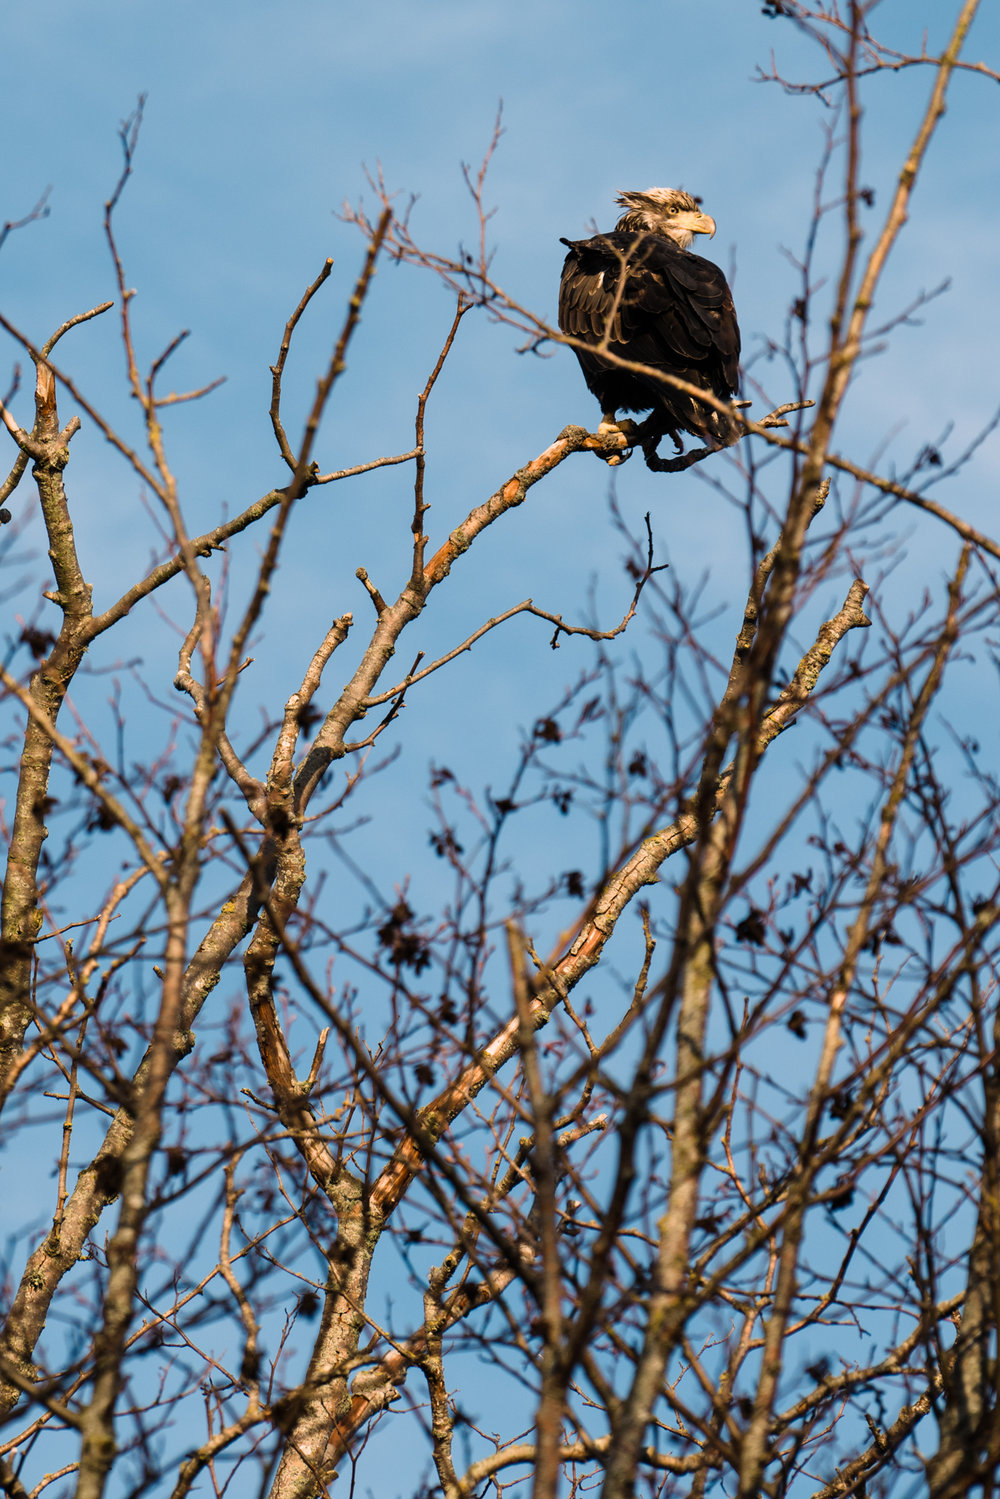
left=1, top=5, right=999, bottom=1497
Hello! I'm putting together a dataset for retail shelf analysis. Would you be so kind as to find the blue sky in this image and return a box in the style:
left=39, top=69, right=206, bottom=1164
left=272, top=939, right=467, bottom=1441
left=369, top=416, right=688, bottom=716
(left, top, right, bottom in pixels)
left=4, top=0, right=997, bottom=781
left=3, top=0, right=999, bottom=1228
left=2, top=3, right=1000, bottom=1490
left=3, top=0, right=997, bottom=1112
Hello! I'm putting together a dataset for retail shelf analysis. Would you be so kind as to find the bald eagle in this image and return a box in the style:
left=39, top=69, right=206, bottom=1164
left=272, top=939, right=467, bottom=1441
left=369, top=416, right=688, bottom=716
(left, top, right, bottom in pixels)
left=558, top=188, right=741, bottom=468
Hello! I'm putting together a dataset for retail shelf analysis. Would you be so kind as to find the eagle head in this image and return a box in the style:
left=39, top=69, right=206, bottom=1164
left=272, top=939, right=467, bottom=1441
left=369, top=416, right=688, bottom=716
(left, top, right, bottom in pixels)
left=614, top=188, right=717, bottom=250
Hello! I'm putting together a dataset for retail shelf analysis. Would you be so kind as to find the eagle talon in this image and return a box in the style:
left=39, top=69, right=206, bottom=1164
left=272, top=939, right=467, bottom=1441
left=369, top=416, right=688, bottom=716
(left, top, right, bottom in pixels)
left=593, top=417, right=635, bottom=464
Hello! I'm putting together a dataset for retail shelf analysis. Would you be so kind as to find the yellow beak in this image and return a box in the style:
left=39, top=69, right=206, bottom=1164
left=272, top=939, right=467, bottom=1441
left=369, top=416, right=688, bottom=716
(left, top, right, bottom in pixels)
left=684, top=211, right=717, bottom=238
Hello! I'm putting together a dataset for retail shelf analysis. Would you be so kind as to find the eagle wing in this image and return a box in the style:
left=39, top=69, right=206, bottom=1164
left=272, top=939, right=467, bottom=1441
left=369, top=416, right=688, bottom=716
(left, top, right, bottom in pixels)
left=558, top=230, right=740, bottom=401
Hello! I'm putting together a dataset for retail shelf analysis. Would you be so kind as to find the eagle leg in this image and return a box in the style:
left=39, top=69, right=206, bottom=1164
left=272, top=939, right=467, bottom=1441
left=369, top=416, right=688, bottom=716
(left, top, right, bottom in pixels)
left=597, top=414, right=640, bottom=439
